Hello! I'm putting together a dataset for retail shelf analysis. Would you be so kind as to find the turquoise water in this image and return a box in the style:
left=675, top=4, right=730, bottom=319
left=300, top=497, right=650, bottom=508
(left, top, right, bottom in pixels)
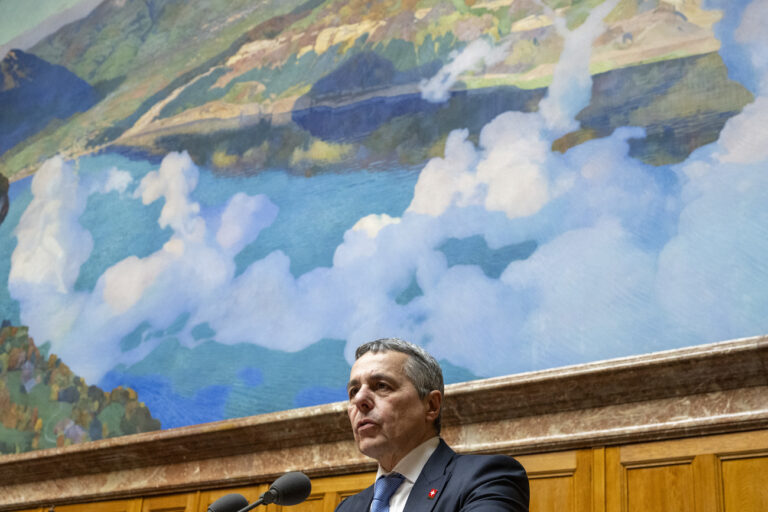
left=66, top=153, right=421, bottom=290
left=5, top=124, right=767, bottom=432
left=0, top=153, right=441, bottom=428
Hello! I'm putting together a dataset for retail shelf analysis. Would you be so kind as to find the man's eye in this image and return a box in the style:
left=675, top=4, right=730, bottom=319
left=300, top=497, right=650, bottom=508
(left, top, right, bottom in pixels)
left=348, top=388, right=358, bottom=398
left=376, top=382, right=390, bottom=390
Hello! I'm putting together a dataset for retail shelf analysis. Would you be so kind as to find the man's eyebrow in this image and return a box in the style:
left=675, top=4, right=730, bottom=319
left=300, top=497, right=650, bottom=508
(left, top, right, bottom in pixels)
left=346, top=373, right=395, bottom=391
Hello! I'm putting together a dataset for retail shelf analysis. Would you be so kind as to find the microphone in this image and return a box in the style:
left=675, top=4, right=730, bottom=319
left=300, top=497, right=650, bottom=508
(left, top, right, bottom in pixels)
left=208, top=494, right=248, bottom=512
left=261, top=471, right=313, bottom=506
left=207, top=471, right=312, bottom=512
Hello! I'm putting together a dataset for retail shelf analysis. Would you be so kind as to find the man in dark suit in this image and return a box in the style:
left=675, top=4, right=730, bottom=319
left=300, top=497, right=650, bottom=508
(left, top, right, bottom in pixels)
left=336, top=338, right=529, bottom=511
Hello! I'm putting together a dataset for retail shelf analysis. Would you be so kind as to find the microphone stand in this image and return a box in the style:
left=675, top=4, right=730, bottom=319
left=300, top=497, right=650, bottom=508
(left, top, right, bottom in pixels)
left=236, top=498, right=264, bottom=512
left=236, top=488, right=279, bottom=512
left=208, top=471, right=310, bottom=512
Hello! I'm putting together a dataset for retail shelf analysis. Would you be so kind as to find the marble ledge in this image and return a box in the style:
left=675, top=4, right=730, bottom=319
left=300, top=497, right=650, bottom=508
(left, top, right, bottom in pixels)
left=0, top=335, right=767, bottom=510
left=2, top=385, right=766, bottom=510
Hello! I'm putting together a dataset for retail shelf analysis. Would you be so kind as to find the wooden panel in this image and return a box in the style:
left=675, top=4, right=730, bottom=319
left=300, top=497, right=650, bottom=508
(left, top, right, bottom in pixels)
left=517, top=449, right=590, bottom=512
left=516, top=450, right=577, bottom=475
left=613, top=430, right=768, bottom=512
left=621, top=430, right=768, bottom=463
left=24, top=429, right=768, bottom=512
left=54, top=499, right=142, bottom=512
left=592, top=447, right=606, bottom=512
left=605, top=446, right=622, bottom=512
left=530, top=476, right=573, bottom=512
left=692, top=454, right=722, bottom=512
left=626, top=463, right=695, bottom=512
left=722, top=456, right=768, bottom=512
left=270, top=494, right=324, bottom=512
left=142, top=492, right=198, bottom=512
left=305, top=472, right=375, bottom=512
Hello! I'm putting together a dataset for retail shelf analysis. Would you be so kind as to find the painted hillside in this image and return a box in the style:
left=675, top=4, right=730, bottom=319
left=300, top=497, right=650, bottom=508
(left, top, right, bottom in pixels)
left=0, top=0, right=751, bottom=180
left=0, top=49, right=98, bottom=155
left=0, top=324, right=160, bottom=454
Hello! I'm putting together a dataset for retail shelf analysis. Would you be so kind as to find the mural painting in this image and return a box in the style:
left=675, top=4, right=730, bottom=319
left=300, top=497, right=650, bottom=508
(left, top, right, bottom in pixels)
left=0, top=0, right=766, bottom=454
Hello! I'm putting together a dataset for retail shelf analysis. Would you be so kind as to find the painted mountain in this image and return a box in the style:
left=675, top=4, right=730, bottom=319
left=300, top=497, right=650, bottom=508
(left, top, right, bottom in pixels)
left=0, top=0, right=752, bottom=179
left=0, top=49, right=98, bottom=155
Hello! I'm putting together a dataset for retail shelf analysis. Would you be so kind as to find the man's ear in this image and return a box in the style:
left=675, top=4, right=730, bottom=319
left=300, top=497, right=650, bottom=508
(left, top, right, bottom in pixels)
left=425, top=390, right=442, bottom=421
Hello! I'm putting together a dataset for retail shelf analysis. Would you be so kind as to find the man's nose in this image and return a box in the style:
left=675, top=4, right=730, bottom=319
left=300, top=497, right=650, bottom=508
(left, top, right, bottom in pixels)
left=351, top=386, right=374, bottom=411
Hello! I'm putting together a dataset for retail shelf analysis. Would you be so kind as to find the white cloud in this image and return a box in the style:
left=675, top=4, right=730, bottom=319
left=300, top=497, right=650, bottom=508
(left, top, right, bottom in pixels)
left=734, top=0, right=768, bottom=88
left=420, top=39, right=510, bottom=103
left=406, top=109, right=560, bottom=221
left=538, top=0, right=620, bottom=134
left=8, top=0, right=768, bottom=387
left=10, top=156, right=92, bottom=295
left=102, top=168, right=134, bottom=194
left=135, top=151, right=203, bottom=237
left=476, top=112, right=552, bottom=217
left=407, top=129, right=480, bottom=217
left=350, top=213, right=401, bottom=238
left=502, top=219, right=664, bottom=367
left=102, top=253, right=168, bottom=314
left=8, top=157, right=93, bottom=350
left=715, top=96, right=768, bottom=164
left=216, top=192, right=278, bottom=253
left=9, top=152, right=280, bottom=382
left=658, top=143, right=768, bottom=343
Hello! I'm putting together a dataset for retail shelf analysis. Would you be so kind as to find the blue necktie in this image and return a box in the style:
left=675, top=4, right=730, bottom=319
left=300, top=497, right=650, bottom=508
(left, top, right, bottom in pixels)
left=371, top=473, right=405, bottom=512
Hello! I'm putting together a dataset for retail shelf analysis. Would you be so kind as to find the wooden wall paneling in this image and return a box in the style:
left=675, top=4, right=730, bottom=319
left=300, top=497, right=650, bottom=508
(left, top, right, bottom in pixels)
left=625, top=460, right=696, bottom=512
left=10, top=429, right=768, bottom=512
left=692, top=454, right=722, bottom=512
left=718, top=431, right=768, bottom=512
left=53, top=498, right=142, bottom=512
left=574, top=450, right=593, bottom=512
left=604, top=446, right=623, bottom=512
left=613, top=430, right=768, bottom=512
left=721, top=454, right=768, bottom=512
left=591, top=447, right=606, bottom=512
left=620, top=430, right=768, bottom=462
left=302, top=472, right=376, bottom=512
left=266, top=492, right=324, bottom=512
left=141, top=492, right=199, bottom=512
left=515, top=450, right=580, bottom=512
left=618, top=433, right=703, bottom=512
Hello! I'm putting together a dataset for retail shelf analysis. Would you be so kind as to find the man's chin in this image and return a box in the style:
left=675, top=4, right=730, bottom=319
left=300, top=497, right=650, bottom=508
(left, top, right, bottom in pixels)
left=357, top=438, right=385, bottom=460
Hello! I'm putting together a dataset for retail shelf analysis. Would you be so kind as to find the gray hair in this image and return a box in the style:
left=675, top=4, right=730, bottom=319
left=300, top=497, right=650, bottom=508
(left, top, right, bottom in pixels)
left=355, top=338, right=444, bottom=433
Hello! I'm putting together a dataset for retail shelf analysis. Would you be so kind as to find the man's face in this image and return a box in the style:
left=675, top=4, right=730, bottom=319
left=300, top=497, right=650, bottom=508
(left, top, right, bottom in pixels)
left=347, top=350, right=440, bottom=471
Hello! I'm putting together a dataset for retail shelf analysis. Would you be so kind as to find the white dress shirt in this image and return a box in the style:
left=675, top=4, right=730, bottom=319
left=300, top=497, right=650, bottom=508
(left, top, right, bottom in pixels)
left=372, top=436, right=440, bottom=512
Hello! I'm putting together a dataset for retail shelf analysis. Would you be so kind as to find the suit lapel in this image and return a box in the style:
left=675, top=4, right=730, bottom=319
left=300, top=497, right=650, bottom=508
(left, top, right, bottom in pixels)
left=342, top=484, right=374, bottom=511
left=403, top=439, right=455, bottom=512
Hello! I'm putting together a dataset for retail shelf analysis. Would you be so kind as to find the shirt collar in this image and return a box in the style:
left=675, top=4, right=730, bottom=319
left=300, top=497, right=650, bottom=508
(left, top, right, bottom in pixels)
left=376, top=436, right=440, bottom=484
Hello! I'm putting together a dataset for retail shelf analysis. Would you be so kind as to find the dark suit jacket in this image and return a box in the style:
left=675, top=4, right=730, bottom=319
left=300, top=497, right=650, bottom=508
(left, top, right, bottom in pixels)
left=335, top=439, right=529, bottom=511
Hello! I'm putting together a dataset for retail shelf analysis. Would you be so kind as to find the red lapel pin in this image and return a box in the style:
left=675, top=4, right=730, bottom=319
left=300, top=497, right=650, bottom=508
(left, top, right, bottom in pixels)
left=428, top=488, right=438, bottom=499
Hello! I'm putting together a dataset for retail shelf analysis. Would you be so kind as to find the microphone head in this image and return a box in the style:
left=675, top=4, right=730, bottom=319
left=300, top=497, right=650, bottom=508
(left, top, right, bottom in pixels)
left=208, top=493, right=249, bottom=512
left=262, top=471, right=312, bottom=506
